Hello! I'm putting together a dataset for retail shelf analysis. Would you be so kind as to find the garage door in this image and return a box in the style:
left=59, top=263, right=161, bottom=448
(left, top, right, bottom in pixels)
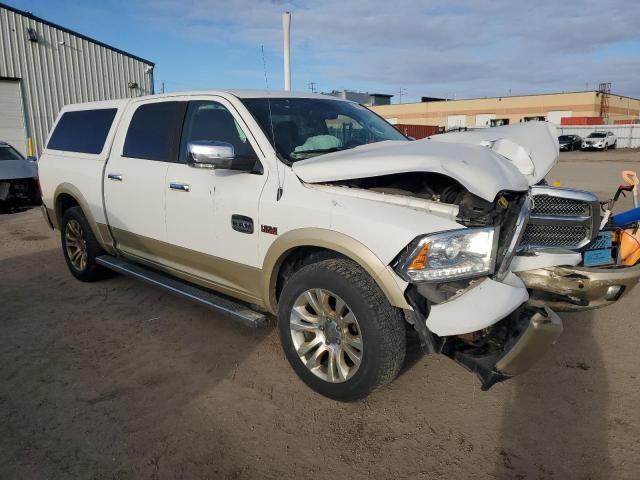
left=547, top=110, right=572, bottom=125
left=0, top=79, right=28, bottom=156
left=475, top=113, right=495, bottom=128
left=447, top=115, right=466, bottom=129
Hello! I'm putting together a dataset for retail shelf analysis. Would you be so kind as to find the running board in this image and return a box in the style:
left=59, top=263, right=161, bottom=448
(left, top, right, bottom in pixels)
left=96, top=255, right=269, bottom=328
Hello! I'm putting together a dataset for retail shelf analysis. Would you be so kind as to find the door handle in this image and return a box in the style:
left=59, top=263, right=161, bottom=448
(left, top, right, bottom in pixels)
left=107, top=173, right=123, bottom=181
left=169, top=182, right=191, bottom=192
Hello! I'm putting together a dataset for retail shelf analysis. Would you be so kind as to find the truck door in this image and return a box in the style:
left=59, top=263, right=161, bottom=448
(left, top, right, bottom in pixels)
left=164, top=97, right=268, bottom=301
left=104, top=98, right=186, bottom=263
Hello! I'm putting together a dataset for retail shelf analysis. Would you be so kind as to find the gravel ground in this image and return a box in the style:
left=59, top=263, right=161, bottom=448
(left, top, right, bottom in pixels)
left=1, top=158, right=640, bottom=479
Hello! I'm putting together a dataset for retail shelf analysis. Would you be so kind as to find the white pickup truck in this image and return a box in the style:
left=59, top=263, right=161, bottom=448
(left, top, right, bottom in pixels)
left=39, top=91, right=640, bottom=401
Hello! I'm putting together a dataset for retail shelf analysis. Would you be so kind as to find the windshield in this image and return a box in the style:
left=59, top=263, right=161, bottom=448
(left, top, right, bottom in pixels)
left=588, top=133, right=606, bottom=138
left=0, top=144, right=25, bottom=161
left=558, top=135, right=573, bottom=141
left=242, top=97, right=407, bottom=162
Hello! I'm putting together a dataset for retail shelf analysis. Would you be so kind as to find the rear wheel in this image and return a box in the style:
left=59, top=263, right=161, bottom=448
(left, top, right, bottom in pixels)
left=277, top=258, right=406, bottom=401
left=61, top=207, right=107, bottom=282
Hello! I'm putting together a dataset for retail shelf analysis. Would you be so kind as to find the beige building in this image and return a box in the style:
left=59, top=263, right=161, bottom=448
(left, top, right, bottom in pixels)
left=371, top=91, right=640, bottom=129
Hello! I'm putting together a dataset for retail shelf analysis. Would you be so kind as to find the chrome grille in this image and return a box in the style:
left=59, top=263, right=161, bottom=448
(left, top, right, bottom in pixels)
left=531, top=195, right=591, bottom=217
left=520, top=186, right=599, bottom=251
left=521, top=224, right=590, bottom=248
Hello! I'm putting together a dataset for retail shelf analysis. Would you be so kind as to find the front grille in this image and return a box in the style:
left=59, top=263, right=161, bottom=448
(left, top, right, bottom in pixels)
left=519, top=186, right=599, bottom=251
left=531, top=194, right=591, bottom=217
left=521, top=224, right=590, bottom=248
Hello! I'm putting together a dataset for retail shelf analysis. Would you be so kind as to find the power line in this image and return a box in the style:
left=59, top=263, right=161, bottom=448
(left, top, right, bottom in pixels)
left=307, top=82, right=318, bottom=93
left=397, top=87, right=407, bottom=104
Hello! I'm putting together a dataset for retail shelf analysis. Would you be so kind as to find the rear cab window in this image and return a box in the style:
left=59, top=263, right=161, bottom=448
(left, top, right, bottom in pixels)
left=47, top=109, right=117, bottom=154
left=123, top=102, right=186, bottom=162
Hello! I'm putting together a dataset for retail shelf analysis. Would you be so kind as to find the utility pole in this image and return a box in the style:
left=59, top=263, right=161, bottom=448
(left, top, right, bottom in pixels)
left=161, top=81, right=165, bottom=94
left=307, top=82, right=317, bottom=93
left=283, top=12, right=291, bottom=91
left=397, top=87, right=407, bottom=104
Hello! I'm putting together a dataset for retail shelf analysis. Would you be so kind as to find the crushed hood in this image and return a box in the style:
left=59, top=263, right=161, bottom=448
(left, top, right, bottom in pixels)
left=292, top=122, right=558, bottom=202
left=0, top=159, right=38, bottom=181
left=429, top=122, right=559, bottom=184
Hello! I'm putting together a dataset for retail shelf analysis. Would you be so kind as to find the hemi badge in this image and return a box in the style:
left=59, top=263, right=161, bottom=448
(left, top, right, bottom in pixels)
left=497, top=196, right=509, bottom=209
left=261, top=225, right=278, bottom=235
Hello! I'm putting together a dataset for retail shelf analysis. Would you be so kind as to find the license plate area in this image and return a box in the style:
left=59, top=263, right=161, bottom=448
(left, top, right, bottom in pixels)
left=583, top=231, right=613, bottom=267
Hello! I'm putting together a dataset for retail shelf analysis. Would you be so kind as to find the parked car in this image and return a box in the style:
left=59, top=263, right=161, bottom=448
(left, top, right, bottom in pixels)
left=37, top=93, right=640, bottom=401
left=582, top=131, right=617, bottom=150
left=0, top=141, right=40, bottom=211
left=558, top=134, right=582, bottom=151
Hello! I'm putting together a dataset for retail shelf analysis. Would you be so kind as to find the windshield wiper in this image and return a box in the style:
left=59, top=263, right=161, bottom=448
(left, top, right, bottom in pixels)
left=294, top=145, right=355, bottom=155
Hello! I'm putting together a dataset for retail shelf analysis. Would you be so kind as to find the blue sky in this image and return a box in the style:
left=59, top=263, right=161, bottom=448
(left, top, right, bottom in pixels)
left=7, top=0, right=640, bottom=102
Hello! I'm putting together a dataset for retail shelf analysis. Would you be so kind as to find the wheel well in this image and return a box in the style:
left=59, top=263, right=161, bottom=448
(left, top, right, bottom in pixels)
left=55, top=193, right=79, bottom=224
left=275, top=247, right=346, bottom=302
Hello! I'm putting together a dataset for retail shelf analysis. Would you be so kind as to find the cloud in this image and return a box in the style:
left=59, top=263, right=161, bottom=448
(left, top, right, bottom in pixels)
left=143, top=0, right=640, bottom=98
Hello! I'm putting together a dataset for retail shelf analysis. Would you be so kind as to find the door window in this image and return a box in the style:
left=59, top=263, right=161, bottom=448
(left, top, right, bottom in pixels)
left=123, top=102, right=186, bottom=161
left=179, top=101, right=258, bottom=169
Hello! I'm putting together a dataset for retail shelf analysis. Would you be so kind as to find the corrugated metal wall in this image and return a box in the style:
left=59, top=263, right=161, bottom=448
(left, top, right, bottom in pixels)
left=0, top=4, right=153, bottom=155
left=557, top=125, right=640, bottom=149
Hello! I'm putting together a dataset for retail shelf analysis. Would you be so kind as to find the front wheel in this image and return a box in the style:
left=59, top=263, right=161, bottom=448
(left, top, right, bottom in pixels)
left=277, top=259, right=406, bottom=401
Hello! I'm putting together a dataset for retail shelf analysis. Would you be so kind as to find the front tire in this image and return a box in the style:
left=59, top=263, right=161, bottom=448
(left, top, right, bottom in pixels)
left=277, top=258, right=406, bottom=401
left=61, top=207, right=107, bottom=282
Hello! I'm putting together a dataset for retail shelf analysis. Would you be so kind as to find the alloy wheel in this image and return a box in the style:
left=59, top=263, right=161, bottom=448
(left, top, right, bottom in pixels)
left=289, top=288, right=363, bottom=383
left=65, top=219, right=88, bottom=271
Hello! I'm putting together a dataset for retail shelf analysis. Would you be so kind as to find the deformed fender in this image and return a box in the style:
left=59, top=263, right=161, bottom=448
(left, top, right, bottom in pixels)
left=53, top=183, right=116, bottom=254
left=261, top=228, right=411, bottom=314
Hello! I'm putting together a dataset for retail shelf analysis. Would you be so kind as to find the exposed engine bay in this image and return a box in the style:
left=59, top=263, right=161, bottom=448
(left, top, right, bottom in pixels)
left=331, top=171, right=526, bottom=228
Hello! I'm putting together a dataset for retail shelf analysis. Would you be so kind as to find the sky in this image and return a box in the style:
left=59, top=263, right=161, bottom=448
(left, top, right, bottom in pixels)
left=6, top=0, right=640, bottom=102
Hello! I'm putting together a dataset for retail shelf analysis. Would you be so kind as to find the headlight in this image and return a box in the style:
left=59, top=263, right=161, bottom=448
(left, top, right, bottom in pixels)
left=396, top=227, right=498, bottom=282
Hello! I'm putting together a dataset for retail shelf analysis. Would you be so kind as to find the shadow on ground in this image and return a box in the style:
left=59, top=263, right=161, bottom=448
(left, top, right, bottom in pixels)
left=495, top=310, right=611, bottom=479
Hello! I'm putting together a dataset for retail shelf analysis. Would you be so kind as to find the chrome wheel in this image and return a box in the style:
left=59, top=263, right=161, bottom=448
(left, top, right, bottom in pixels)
left=65, top=219, right=87, bottom=271
left=289, top=288, right=363, bottom=383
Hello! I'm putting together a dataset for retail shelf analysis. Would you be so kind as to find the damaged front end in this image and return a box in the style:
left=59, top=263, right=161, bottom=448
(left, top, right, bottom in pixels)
left=519, top=263, right=640, bottom=311
left=447, top=306, right=563, bottom=390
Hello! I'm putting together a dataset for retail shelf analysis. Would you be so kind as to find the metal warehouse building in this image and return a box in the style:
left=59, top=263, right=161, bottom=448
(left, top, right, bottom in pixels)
left=0, top=2, right=154, bottom=156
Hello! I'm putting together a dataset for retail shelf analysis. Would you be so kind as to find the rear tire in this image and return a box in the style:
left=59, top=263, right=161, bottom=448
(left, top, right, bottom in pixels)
left=277, top=258, right=406, bottom=401
left=60, top=207, right=107, bottom=282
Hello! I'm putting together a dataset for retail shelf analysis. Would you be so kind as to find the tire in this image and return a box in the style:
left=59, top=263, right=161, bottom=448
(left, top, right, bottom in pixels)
left=60, top=207, right=107, bottom=282
left=603, top=143, right=608, bottom=152
left=612, top=141, right=617, bottom=149
left=277, top=258, right=406, bottom=401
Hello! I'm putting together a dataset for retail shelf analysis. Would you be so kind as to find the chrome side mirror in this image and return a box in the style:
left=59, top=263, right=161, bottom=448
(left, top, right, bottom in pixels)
left=188, top=141, right=235, bottom=169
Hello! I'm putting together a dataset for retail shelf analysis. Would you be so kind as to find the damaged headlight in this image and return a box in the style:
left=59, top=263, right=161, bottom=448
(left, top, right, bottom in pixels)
left=396, top=227, right=498, bottom=282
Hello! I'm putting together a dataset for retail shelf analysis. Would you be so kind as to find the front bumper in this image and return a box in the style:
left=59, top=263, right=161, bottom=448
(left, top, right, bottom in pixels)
left=518, top=264, right=640, bottom=311
left=452, top=306, right=563, bottom=390
left=424, top=276, right=529, bottom=336
left=581, top=144, right=605, bottom=150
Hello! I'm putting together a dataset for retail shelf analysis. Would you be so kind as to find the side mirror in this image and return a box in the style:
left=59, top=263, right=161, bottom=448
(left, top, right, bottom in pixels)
left=188, top=141, right=235, bottom=169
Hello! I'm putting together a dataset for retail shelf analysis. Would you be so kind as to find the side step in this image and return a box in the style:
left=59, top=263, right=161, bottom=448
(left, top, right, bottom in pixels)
left=96, top=255, right=269, bottom=328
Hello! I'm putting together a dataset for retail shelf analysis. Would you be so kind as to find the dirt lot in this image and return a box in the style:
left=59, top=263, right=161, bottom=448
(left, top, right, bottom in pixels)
left=2, top=157, right=640, bottom=479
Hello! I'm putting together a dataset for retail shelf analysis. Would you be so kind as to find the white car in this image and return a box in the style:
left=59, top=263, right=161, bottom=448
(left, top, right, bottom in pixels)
left=37, top=91, right=640, bottom=401
left=581, top=131, right=617, bottom=150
